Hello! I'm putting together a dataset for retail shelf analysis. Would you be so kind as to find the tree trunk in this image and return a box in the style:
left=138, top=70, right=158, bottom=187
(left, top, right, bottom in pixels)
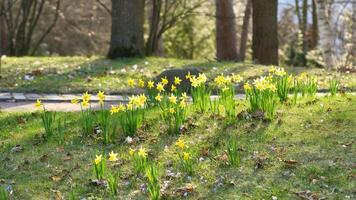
left=0, top=15, right=8, bottom=55
left=239, top=0, right=251, bottom=62
left=352, top=2, right=356, bottom=67
left=301, top=0, right=308, bottom=62
left=315, top=0, right=334, bottom=69
left=146, top=0, right=163, bottom=56
left=310, top=0, right=318, bottom=49
left=215, top=0, right=239, bottom=61
left=108, top=0, right=145, bottom=58
left=251, top=0, right=279, bottom=65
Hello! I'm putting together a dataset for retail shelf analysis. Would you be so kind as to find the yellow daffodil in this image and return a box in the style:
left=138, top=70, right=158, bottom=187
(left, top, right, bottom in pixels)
left=71, top=98, right=79, bottom=104
left=138, top=147, right=147, bottom=158
left=156, top=82, right=165, bottom=92
left=244, top=82, right=252, bottom=91
left=83, top=91, right=91, bottom=102
left=128, top=79, right=135, bottom=88
left=275, top=68, right=286, bottom=77
left=161, top=77, right=168, bottom=85
left=171, top=85, right=177, bottom=92
left=126, top=103, right=133, bottom=110
left=82, top=100, right=89, bottom=107
left=94, top=154, right=102, bottom=165
left=269, top=66, right=277, bottom=74
left=35, top=99, right=42, bottom=108
left=180, top=92, right=188, bottom=101
left=169, top=107, right=175, bottom=114
left=179, top=100, right=186, bottom=109
left=138, top=94, right=147, bottom=106
left=214, top=74, right=226, bottom=86
left=268, top=83, right=277, bottom=92
left=138, top=79, right=145, bottom=88
left=129, top=148, right=136, bottom=156
left=197, top=73, right=207, bottom=84
left=168, top=94, right=177, bottom=104
left=185, top=72, right=192, bottom=80
left=175, top=138, right=185, bottom=149
left=155, top=93, right=162, bottom=102
left=110, top=105, right=118, bottom=115
left=190, top=77, right=199, bottom=88
left=97, top=91, right=105, bottom=104
left=117, top=103, right=126, bottom=112
left=147, top=80, right=154, bottom=89
left=108, top=151, right=118, bottom=162
left=183, top=152, right=190, bottom=160
left=174, top=77, right=182, bottom=85
left=231, top=73, right=243, bottom=83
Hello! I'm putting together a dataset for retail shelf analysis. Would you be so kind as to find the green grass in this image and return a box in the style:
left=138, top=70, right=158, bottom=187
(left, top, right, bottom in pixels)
left=0, top=95, right=355, bottom=199
left=1, top=56, right=354, bottom=94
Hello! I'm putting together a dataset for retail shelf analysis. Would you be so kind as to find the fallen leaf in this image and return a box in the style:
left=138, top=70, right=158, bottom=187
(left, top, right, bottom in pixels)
left=51, top=175, right=62, bottom=182
left=40, top=154, right=49, bottom=162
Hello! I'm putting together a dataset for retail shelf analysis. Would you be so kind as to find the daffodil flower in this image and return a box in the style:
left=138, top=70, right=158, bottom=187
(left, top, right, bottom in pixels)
left=35, top=99, right=42, bottom=108
left=94, top=154, right=103, bottom=165
left=108, top=151, right=118, bottom=162
left=174, top=77, right=182, bottom=85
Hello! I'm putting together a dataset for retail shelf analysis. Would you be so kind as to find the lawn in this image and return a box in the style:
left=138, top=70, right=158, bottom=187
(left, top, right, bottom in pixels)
left=0, top=94, right=355, bottom=199
left=1, top=56, right=355, bottom=94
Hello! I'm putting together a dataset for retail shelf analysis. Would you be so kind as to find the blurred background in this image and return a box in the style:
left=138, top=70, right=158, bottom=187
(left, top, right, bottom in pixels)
left=0, top=0, right=355, bottom=68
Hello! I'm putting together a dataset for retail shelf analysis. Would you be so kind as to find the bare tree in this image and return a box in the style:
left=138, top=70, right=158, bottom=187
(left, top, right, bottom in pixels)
left=215, top=0, right=238, bottom=61
left=315, top=0, right=334, bottom=69
left=239, top=0, right=252, bottom=61
left=145, top=0, right=204, bottom=56
left=108, top=0, right=145, bottom=58
left=1, top=0, right=60, bottom=56
left=352, top=1, right=356, bottom=66
left=251, top=0, right=279, bottom=65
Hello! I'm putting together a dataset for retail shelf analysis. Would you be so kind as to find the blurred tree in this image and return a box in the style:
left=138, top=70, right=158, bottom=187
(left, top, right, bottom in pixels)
left=352, top=2, right=356, bottom=67
left=145, top=0, right=204, bottom=56
left=107, top=0, right=145, bottom=58
left=0, top=0, right=60, bottom=56
left=310, top=0, right=318, bottom=49
left=215, top=0, right=238, bottom=61
left=239, top=0, right=251, bottom=61
left=251, top=0, right=279, bottom=65
left=315, top=0, right=334, bottom=69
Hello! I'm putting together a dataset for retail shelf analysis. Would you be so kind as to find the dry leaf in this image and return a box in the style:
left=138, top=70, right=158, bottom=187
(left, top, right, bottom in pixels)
left=51, top=175, right=62, bottom=182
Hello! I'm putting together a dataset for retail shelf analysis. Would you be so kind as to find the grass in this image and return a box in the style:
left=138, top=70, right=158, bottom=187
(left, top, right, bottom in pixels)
left=1, top=56, right=355, bottom=94
left=0, top=94, right=355, bottom=199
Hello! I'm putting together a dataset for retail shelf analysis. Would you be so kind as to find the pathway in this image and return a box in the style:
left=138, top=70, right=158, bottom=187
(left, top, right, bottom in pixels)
left=0, top=92, right=342, bottom=112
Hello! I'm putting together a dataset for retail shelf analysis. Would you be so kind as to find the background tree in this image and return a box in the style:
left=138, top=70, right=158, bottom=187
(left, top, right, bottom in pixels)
left=0, top=0, right=60, bottom=56
left=314, top=0, right=334, bottom=69
left=107, top=0, right=145, bottom=58
left=239, top=0, right=251, bottom=61
left=215, top=0, right=238, bottom=61
left=145, top=0, right=204, bottom=56
left=251, top=0, right=279, bottom=65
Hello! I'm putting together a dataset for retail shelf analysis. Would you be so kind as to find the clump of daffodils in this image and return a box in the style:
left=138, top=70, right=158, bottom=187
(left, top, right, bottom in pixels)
left=93, top=151, right=119, bottom=182
left=35, top=99, right=56, bottom=139
left=175, top=138, right=194, bottom=175
left=111, top=94, right=147, bottom=136
left=157, top=93, right=188, bottom=134
left=268, top=66, right=291, bottom=102
left=73, top=92, right=95, bottom=136
left=213, top=73, right=243, bottom=122
left=189, top=73, right=211, bottom=112
left=244, top=76, right=277, bottom=120
left=129, top=147, right=148, bottom=175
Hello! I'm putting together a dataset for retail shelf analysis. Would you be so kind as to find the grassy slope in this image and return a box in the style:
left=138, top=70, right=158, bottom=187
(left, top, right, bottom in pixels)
left=1, top=57, right=355, bottom=94
left=0, top=95, right=355, bottom=199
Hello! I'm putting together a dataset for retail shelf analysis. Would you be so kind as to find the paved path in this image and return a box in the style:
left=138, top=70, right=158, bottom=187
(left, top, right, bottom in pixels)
left=0, top=92, right=344, bottom=112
